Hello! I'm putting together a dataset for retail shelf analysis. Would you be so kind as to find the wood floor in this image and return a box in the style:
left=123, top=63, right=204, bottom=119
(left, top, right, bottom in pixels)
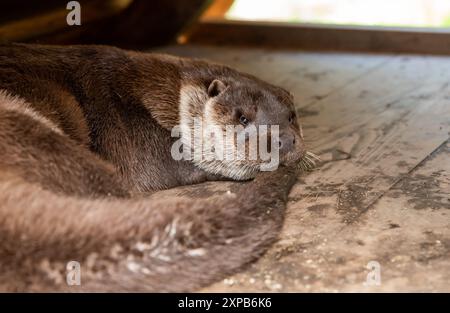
left=156, top=45, right=450, bottom=292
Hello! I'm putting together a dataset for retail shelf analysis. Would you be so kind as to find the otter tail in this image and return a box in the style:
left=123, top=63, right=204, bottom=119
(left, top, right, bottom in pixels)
left=0, top=166, right=297, bottom=292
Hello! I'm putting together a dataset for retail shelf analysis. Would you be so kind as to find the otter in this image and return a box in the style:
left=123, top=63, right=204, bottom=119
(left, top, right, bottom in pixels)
left=0, top=43, right=310, bottom=291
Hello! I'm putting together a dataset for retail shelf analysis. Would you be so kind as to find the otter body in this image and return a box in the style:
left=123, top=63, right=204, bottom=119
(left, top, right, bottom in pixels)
left=1, top=44, right=213, bottom=192
left=0, top=44, right=304, bottom=291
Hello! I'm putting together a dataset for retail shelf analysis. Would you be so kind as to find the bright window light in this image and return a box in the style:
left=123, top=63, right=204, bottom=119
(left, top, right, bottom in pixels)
left=225, top=0, right=450, bottom=27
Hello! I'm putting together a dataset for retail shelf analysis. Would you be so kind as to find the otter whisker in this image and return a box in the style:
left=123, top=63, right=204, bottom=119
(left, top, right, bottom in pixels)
left=296, top=151, right=321, bottom=171
left=304, top=154, right=316, bottom=165
left=299, top=160, right=309, bottom=171
left=296, top=159, right=311, bottom=171
left=306, top=151, right=321, bottom=162
left=303, top=158, right=315, bottom=169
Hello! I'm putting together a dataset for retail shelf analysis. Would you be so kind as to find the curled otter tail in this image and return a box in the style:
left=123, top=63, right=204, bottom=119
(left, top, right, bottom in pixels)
left=0, top=167, right=298, bottom=292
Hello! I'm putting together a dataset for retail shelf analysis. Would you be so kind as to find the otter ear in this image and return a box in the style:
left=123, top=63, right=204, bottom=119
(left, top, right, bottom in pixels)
left=207, top=79, right=227, bottom=97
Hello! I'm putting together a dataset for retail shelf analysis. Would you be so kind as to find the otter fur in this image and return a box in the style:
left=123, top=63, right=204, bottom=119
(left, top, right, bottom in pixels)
left=0, top=43, right=305, bottom=291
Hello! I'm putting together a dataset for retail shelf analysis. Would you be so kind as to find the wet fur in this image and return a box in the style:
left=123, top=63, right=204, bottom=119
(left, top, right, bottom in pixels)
left=0, top=43, right=299, bottom=291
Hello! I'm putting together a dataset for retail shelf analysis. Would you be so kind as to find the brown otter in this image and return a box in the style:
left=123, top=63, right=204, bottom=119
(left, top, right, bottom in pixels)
left=0, top=43, right=308, bottom=291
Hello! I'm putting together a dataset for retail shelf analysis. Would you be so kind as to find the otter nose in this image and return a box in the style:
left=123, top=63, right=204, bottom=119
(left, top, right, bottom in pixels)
left=278, top=133, right=296, bottom=153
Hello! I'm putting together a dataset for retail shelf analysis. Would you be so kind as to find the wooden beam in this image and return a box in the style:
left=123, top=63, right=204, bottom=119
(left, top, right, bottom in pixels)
left=0, top=0, right=210, bottom=48
left=0, top=0, right=131, bottom=42
left=201, top=0, right=234, bottom=19
left=187, top=19, right=450, bottom=55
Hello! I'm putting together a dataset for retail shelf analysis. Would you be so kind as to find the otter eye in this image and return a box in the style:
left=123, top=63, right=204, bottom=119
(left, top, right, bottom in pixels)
left=239, top=115, right=249, bottom=126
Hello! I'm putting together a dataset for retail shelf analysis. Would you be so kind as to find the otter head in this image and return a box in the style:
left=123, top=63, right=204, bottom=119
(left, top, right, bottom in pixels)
left=178, top=74, right=306, bottom=180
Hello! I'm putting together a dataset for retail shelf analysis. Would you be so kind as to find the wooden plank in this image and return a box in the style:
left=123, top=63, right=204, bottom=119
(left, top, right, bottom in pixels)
left=162, top=47, right=449, bottom=291
left=205, top=141, right=450, bottom=292
left=160, top=46, right=449, bottom=226
left=278, top=54, right=450, bottom=229
left=187, top=20, right=450, bottom=55
left=158, top=44, right=390, bottom=107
